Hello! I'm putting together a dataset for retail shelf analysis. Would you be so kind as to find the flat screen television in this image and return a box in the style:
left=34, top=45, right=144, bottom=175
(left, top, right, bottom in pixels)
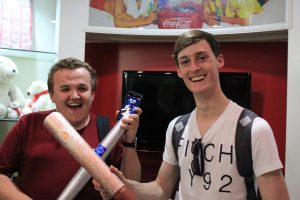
left=121, top=70, right=251, bottom=151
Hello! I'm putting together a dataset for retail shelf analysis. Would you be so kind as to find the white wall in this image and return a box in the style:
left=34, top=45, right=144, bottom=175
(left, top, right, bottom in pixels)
left=55, top=0, right=86, bottom=60
left=285, top=0, right=300, bottom=199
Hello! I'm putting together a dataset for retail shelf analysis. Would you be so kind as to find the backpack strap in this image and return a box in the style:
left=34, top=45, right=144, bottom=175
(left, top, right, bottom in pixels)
left=172, top=113, right=191, bottom=161
left=96, top=115, right=111, bottom=164
left=235, top=108, right=261, bottom=200
left=172, top=109, right=261, bottom=199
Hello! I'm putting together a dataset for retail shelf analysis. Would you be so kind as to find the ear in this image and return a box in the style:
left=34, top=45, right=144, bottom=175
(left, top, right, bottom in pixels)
left=217, top=54, right=225, bottom=69
left=91, top=90, right=95, bottom=101
left=49, top=91, right=54, bottom=100
left=176, top=67, right=183, bottom=78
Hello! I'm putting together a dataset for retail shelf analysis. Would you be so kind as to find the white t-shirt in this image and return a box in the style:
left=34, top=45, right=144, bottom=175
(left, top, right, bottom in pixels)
left=124, top=0, right=154, bottom=18
left=163, top=101, right=283, bottom=200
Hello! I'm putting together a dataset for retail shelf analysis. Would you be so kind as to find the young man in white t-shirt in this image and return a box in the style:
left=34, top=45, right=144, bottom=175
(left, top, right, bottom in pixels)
left=93, top=30, right=289, bottom=200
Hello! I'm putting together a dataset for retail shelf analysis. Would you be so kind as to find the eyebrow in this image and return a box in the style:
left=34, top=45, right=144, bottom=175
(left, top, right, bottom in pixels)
left=178, top=55, right=189, bottom=60
left=179, top=51, right=206, bottom=59
left=59, top=85, right=69, bottom=89
left=78, top=83, right=89, bottom=88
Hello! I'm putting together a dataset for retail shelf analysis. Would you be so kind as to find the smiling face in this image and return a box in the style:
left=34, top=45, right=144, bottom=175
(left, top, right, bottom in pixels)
left=50, top=68, right=95, bottom=130
left=176, top=40, right=224, bottom=100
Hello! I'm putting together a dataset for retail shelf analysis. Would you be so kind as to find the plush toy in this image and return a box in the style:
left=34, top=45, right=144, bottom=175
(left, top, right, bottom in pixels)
left=22, top=98, right=33, bottom=115
left=24, top=80, right=56, bottom=113
left=0, top=56, right=25, bottom=119
left=7, top=101, right=24, bottom=119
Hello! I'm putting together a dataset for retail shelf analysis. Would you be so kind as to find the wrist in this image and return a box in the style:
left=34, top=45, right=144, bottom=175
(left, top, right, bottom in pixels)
left=122, top=137, right=137, bottom=148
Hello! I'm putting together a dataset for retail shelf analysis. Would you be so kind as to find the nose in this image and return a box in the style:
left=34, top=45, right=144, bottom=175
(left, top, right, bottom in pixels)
left=70, top=90, right=80, bottom=99
left=190, top=59, right=200, bottom=71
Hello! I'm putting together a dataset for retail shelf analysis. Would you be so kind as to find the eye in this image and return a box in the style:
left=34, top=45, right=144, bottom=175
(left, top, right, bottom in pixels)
left=60, top=87, right=69, bottom=92
left=79, top=88, right=87, bottom=92
left=196, top=54, right=207, bottom=62
left=179, top=58, right=190, bottom=67
left=78, top=85, right=89, bottom=92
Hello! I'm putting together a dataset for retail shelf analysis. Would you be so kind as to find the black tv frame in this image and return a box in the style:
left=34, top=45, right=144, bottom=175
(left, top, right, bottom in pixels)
left=121, top=70, right=251, bottom=151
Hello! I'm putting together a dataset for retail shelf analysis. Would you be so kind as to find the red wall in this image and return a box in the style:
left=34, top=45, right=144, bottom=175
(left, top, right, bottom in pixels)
left=85, top=41, right=287, bottom=165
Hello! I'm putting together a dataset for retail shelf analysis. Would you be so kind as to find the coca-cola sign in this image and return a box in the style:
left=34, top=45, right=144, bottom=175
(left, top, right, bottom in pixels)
left=162, top=17, right=193, bottom=29
left=158, top=5, right=204, bottom=29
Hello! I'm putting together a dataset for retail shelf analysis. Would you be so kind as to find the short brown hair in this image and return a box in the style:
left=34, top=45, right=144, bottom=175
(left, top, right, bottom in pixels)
left=47, top=57, right=97, bottom=93
left=173, top=30, right=221, bottom=67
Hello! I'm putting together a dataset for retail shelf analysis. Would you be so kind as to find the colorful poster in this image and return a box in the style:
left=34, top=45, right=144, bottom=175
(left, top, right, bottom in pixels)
left=89, top=0, right=286, bottom=29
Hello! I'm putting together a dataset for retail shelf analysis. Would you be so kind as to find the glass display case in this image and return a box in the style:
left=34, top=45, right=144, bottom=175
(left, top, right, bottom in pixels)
left=0, top=0, right=57, bottom=140
left=0, top=119, right=17, bottom=143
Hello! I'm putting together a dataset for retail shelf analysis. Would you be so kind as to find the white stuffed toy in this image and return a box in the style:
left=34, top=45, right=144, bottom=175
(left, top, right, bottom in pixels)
left=0, top=56, right=25, bottom=119
left=7, top=101, right=24, bottom=119
left=23, top=80, right=56, bottom=113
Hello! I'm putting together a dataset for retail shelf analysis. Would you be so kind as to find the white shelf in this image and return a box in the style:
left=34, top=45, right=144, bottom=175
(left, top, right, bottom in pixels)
left=0, top=48, right=57, bottom=62
left=0, top=119, right=18, bottom=122
left=86, top=29, right=288, bottom=43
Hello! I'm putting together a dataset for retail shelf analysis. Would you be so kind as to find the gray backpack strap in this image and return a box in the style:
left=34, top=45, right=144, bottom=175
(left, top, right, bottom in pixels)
left=172, top=113, right=191, bottom=161
left=235, top=108, right=261, bottom=200
left=96, top=115, right=110, bottom=141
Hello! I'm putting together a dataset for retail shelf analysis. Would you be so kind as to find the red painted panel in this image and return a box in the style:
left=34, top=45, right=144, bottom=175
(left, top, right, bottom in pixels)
left=85, top=41, right=287, bottom=165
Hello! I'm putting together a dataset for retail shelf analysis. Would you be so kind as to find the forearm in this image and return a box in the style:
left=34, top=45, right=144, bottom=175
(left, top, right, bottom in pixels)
left=95, top=160, right=177, bottom=200
left=221, top=16, right=249, bottom=26
left=128, top=180, right=168, bottom=200
left=120, top=147, right=141, bottom=181
left=118, top=107, right=142, bottom=181
left=0, top=174, right=32, bottom=200
left=129, top=162, right=179, bottom=200
left=114, top=15, right=154, bottom=28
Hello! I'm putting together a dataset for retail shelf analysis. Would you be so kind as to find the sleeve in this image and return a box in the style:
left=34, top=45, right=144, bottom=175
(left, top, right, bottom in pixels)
left=162, top=116, right=180, bottom=166
left=236, top=0, right=262, bottom=19
left=90, top=0, right=105, bottom=10
left=205, top=0, right=215, bottom=13
left=251, top=117, right=283, bottom=177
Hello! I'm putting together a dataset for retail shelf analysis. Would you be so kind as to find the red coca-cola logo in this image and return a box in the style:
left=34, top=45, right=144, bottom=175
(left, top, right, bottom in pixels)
left=162, top=18, right=193, bottom=29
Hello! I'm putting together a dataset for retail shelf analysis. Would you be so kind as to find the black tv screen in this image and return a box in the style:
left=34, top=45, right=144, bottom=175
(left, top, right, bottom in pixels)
left=122, top=71, right=251, bottom=151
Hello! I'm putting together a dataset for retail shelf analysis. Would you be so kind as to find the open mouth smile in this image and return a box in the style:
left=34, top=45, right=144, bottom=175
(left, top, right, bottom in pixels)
left=190, top=74, right=206, bottom=82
